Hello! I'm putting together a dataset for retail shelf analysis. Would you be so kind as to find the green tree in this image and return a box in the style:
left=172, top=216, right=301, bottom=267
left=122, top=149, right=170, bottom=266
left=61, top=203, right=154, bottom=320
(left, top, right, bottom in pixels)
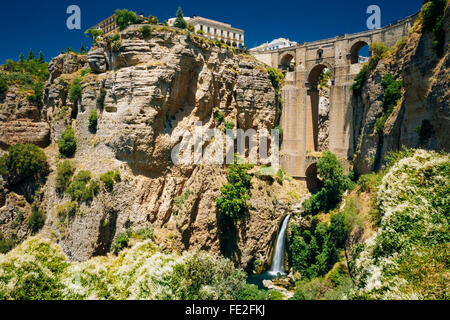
left=147, top=14, right=158, bottom=25
left=29, top=205, right=46, bottom=233
left=0, top=144, right=48, bottom=186
left=84, top=29, right=103, bottom=43
left=27, top=48, right=35, bottom=61
left=80, top=43, right=86, bottom=54
left=19, top=53, right=24, bottom=63
left=174, top=7, right=187, bottom=29
left=216, top=156, right=253, bottom=221
left=115, top=9, right=139, bottom=31
left=38, top=51, right=45, bottom=63
left=58, top=126, right=77, bottom=158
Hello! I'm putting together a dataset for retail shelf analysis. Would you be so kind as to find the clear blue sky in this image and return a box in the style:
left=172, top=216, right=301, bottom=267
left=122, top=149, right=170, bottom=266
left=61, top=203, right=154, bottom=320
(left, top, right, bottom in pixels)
left=0, top=0, right=422, bottom=63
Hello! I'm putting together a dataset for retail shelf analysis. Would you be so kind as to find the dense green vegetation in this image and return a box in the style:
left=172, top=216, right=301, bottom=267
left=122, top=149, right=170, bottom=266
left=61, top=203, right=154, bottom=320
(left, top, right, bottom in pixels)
left=302, top=151, right=354, bottom=215
left=140, top=25, right=152, bottom=38
left=0, top=51, right=49, bottom=102
left=216, top=156, right=253, bottom=222
left=214, top=111, right=225, bottom=124
left=288, top=208, right=356, bottom=280
left=55, top=161, right=75, bottom=194
left=99, top=170, right=121, bottom=192
left=0, top=144, right=48, bottom=186
left=28, top=205, right=46, bottom=233
left=115, top=9, right=141, bottom=31
left=56, top=201, right=78, bottom=222
left=352, top=150, right=449, bottom=299
left=58, top=126, right=77, bottom=158
left=66, top=171, right=99, bottom=203
left=88, top=110, right=98, bottom=133
left=375, top=74, right=403, bottom=134
left=0, top=237, right=247, bottom=300
left=69, top=77, right=82, bottom=104
left=85, top=29, right=103, bottom=44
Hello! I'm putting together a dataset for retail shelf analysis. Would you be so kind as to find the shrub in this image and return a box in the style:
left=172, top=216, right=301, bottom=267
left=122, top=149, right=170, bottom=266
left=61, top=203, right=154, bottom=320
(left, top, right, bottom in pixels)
left=69, top=77, right=82, bottom=103
left=0, top=79, right=8, bottom=96
left=268, top=290, right=284, bottom=300
left=81, top=68, right=91, bottom=77
left=0, top=144, right=48, bottom=186
left=66, top=170, right=99, bottom=202
left=56, top=160, right=75, bottom=194
left=0, top=232, right=16, bottom=254
left=267, top=67, right=284, bottom=90
left=357, top=172, right=383, bottom=193
left=27, top=82, right=44, bottom=105
left=88, top=110, right=98, bottom=133
left=111, top=38, right=122, bottom=52
left=99, top=170, right=121, bottom=192
left=56, top=201, right=78, bottom=222
left=29, top=205, right=46, bottom=233
left=140, top=25, right=152, bottom=38
left=375, top=74, right=403, bottom=134
left=196, top=29, right=205, bottom=35
left=351, top=64, right=369, bottom=93
left=276, top=168, right=286, bottom=185
left=111, top=232, right=129, bottom=255
left=223, top=121, right=235, bottom=132
left=58, top=126, right=77, bottom=158
left=274, top=125, right=283, bottom=140
left=214, top=111, right=225, bottom=124
left=216, top=156, right=253, bottom=221
left=187, top=24, right=195, bottom=32
left=236, top=284, right=268, bottom=300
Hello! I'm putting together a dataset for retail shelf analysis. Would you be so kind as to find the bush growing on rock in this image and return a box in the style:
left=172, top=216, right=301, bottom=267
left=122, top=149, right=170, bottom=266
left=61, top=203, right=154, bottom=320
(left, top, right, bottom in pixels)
left=216, top=156, right=253, bottom=221
left=58, top=126, right=77, bottom=158
left=66, top=170, right=99, bottom=202
left=56, top=201, right=78, bottom=222
left=88, top=110, right=98, bottom=133
left=56, top=160, right=75, bottom=194
left=115, top=9, right=140, bottom=31
left=28, top=205, right=46, bottom=233
left=0, top=79, right=8, bottom=96
left=0, top=144, right=48, bottom=186
left=69, top=77, right=82, bottom=103
left=140, top=25, right=152, bottom=38
left=99, top=170, right=121, bottom=192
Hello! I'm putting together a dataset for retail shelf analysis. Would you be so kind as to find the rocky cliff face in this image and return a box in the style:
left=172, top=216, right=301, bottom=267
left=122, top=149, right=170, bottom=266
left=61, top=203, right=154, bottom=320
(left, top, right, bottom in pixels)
left=0, top=26, right=306, bottom=271
left=353, top=5, right=449, bottom=174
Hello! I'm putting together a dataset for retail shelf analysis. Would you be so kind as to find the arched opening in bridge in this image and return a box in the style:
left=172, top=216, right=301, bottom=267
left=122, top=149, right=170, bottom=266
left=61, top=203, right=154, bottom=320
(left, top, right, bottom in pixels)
left=306, top=64, right=331, bottom=153
left=280, top=53, right=295, bottom=72
left=305, top=163, right=320, bottom=193
left=350, top=41, right=370, bottom=64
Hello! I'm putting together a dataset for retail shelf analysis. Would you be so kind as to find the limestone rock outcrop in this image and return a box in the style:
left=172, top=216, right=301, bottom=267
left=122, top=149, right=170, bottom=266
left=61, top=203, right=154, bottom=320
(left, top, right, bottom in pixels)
left=33, top=26, right=305, bottom=270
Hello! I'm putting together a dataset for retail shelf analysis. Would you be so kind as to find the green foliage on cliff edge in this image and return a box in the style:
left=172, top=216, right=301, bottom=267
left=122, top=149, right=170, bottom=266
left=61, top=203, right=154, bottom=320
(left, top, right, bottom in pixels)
left=375, top=74, right=403, bottom=134
left=0, top=52, right=49, bottom=102
left=0, top=144, right=48, bottom=186
left=216, top=156, right=253, bottom=221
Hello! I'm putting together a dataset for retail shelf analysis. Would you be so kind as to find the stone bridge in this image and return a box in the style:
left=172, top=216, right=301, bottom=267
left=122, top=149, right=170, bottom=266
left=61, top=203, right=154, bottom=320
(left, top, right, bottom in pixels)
left=250, top=14, right=418, bottom=187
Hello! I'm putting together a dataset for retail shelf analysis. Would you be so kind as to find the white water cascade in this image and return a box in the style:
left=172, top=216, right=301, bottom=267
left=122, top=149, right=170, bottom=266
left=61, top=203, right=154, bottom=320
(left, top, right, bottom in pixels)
left=268, top=215, right=290, bottom=276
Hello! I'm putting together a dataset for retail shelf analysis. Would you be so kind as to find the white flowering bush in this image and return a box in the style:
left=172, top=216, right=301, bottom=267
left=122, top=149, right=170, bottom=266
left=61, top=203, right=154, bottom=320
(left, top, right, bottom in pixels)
left=352, top=150, right=449, bottom=299
left=0, top=237, right=247, bottom=300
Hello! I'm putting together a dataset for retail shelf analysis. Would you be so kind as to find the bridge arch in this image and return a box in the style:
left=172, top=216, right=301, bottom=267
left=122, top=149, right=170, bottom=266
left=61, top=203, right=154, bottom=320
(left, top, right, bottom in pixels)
left=349, top=40, right=371, bottom=64
left=279, top=51, right=296, bottom=71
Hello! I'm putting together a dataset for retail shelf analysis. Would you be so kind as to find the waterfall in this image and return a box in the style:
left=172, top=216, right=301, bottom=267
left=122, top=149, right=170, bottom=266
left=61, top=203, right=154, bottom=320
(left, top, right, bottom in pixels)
left=268, top=215, right=290, bottom=276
